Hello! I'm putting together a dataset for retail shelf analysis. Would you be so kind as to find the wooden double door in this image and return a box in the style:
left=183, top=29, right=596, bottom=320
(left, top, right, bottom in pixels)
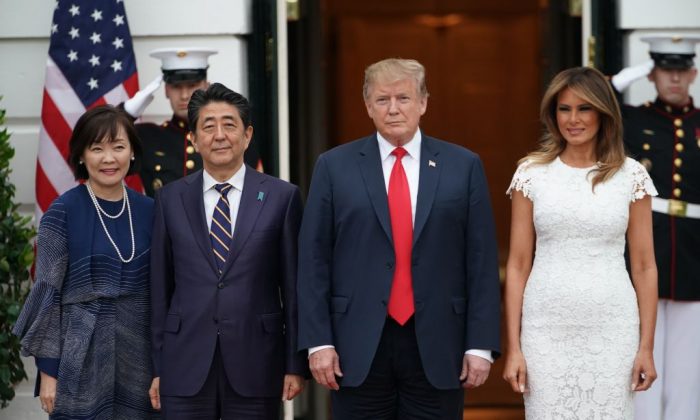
left=323, top=0, right=544, bottom=411
left=327, top=2, right=542, bottom=263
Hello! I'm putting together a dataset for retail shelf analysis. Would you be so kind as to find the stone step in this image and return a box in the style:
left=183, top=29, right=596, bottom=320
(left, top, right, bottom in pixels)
left=0, top=357, right=44, bottom=420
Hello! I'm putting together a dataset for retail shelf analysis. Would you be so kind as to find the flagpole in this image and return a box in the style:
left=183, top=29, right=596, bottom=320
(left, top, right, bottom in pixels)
left=277, top=2, right=295, bottom=418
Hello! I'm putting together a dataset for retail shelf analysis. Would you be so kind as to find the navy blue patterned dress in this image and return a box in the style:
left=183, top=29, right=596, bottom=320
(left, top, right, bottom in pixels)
left=13, top=185, right=157, bottom=419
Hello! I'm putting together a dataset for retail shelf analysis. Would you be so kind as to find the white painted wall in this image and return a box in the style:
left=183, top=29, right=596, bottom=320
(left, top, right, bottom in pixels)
left=618, top=0, right=700, bottom=30
left=617, top=0, right=700, bottom=105
left=0, top=0, right=252, bottom=209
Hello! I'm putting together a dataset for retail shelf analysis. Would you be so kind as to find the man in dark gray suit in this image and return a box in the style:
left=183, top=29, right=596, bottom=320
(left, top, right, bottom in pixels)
left=150, top=83, right=306, bottom=419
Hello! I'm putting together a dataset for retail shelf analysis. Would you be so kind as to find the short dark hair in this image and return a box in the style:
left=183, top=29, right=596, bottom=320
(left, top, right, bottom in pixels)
left=68, top=105, right=142, bottom=180
left=187, top=82, right=252, bottom=132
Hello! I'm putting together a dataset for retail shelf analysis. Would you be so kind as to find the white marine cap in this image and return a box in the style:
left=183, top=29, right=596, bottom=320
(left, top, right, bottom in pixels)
left=640, top=34, right=700, bottom=69
left=149, top=47, right=218, bottom=83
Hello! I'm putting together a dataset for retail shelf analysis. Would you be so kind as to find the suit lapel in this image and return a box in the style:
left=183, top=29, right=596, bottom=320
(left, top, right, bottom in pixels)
left=357, top=135, right=393, bottom=243
left=180, top=171, right=219, bottom=274
left=413, top=136, right=440, bottom=245
left=220, top=166, right=268, bottom=277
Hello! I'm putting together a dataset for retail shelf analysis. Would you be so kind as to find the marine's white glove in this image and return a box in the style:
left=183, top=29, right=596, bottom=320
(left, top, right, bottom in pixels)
left=611, top=60, right=654, bottom=92
left=123, top=74, right=163, bottom=118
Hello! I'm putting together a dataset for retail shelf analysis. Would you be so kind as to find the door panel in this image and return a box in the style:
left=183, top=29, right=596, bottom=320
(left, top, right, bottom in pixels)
left=332, top=13, right=540, bottom=263
left=441, top=14, right=541, bottom=259
left=333, top=17, right=440, bottom=143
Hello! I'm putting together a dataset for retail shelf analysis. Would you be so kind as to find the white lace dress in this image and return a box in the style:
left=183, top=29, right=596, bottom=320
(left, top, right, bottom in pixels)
left=507, top=156, right=657, bottom=420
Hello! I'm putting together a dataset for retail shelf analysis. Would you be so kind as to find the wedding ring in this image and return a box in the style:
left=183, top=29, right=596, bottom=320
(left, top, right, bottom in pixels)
left=641, top=372, right=647, bottom=380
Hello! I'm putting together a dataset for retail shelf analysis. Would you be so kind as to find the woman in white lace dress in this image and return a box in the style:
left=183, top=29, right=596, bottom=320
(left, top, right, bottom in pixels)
left=503, top=67, right=659, bottom=419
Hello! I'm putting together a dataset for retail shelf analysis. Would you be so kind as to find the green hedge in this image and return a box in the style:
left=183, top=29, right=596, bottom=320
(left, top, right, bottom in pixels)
left=0, top=98, right=36, bottom=407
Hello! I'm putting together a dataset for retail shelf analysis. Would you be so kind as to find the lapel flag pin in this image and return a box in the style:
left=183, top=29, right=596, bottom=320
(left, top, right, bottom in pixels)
left=257, top=191, right=265, bottom=201
left=428, top=160, right=436, bottom=167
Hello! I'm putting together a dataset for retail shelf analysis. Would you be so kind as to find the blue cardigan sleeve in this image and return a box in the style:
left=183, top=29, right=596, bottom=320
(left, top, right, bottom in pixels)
left=13, top=199, right=68, bottom=364
left=33, top=357, right=60, bottom=397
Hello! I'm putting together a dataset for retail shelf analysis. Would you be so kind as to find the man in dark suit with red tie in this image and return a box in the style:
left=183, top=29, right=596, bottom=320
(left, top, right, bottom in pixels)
left=149, top=83, right=306, bottom=419
left=297, top=58, right=501, bottom=419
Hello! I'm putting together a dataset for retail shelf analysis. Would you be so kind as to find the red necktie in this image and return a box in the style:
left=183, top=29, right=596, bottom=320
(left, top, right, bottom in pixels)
left=387, top=147, right=414, bottom=325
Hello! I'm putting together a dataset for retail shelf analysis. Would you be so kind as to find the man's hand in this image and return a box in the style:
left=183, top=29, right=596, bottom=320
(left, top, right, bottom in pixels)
left=149, top=377, right=161, bottom=410
left=459, top=354, right=491, bottom=389
left=124, top=74, right=163, bottom=118
left=39, top=371, right=57, bottom=414
left=309, top=348, right=343, bottom=390
left=282, top=374, right=305, bottom=400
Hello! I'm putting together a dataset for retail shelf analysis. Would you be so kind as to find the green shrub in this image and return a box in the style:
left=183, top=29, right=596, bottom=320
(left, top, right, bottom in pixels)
left=0, top=98, right=36, bottom=407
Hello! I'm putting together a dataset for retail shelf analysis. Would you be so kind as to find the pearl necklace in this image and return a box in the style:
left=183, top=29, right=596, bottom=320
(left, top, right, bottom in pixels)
left=85, top=181, right=135, bottom=263
left=93, top=184, right=127, bottom=218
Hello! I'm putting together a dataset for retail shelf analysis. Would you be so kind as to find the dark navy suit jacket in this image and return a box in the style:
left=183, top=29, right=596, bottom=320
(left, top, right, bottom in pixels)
left=297, top=134, right=501, bottom=389
left=151, top=166, right=307, bottom=397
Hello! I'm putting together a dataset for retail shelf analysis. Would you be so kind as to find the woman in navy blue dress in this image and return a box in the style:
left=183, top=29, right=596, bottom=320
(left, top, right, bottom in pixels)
left=14, top=105, right=157, bottom=419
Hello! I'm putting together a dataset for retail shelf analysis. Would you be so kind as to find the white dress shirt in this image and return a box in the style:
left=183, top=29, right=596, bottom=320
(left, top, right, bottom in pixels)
left=202, top=165, right=246, bottom=236
left=309, top=131, right=492, bottom=363
left=377, top=131, right=421, bottom=225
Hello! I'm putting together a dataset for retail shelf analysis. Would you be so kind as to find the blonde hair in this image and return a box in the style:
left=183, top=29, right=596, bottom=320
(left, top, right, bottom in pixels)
left=521, top=66, right=625, bottom=189
left=363, top=58, right=429, bottom=101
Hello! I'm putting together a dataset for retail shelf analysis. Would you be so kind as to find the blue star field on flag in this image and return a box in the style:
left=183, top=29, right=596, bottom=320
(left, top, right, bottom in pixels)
left=49, top=0, right=137, bottom=107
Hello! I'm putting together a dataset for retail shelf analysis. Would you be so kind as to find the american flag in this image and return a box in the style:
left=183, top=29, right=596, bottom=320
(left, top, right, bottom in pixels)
left=36, top=0, right=142, bottom=221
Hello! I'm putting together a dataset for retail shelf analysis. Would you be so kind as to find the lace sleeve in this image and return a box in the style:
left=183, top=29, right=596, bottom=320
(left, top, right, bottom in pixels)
left=506, top=161, right=534, bottom=200
left=629, top=159, right=658, bottom=202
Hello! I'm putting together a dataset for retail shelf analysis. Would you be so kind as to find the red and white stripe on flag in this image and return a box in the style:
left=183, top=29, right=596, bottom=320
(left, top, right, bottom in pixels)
left=36, top=0, right=143, bottom=222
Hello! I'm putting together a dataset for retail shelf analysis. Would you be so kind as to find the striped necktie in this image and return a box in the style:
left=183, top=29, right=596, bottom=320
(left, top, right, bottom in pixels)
left=210, top=183, right=233, bottom=273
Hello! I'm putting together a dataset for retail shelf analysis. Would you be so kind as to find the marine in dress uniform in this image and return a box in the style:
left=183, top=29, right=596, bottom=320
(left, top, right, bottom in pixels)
left=123, top=48, right=260, bottom=197
left=137, top=112, right=204, bottom=197
left=612, top=34, right=700, bottom=420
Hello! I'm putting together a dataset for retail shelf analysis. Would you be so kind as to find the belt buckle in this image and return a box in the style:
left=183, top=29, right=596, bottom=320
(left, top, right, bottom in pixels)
left=668, top=199, right=687, bottom=217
